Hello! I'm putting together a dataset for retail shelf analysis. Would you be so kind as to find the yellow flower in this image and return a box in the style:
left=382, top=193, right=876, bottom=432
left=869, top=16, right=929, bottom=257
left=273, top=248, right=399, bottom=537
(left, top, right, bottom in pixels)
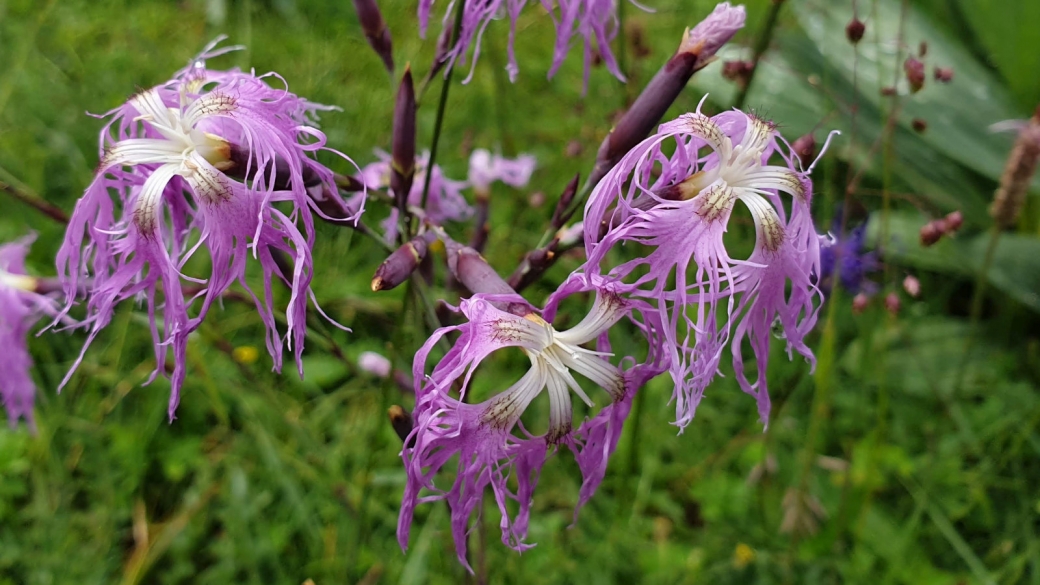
left=733, top=542, right=755, bottom=570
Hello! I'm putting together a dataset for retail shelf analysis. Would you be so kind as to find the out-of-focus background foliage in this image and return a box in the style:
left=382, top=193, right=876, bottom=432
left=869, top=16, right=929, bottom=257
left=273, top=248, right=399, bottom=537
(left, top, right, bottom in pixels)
left=1, top=0, right=1039, bottom=583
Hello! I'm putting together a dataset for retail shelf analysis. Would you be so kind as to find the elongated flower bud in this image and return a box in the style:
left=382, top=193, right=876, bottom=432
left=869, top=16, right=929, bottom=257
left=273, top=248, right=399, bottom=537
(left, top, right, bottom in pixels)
left=391, top=66, right=416, bottom=215
left=442, top=235, right=516, bottom=297
left=550, top=173, right=581, bottom=230
left=991, top=110, right=1040, bottom=229
left=353, top=0, right=394, bottom=73
left=372, top=230, right=436, bottom=291
left=590, top=3, right=746, bottom=187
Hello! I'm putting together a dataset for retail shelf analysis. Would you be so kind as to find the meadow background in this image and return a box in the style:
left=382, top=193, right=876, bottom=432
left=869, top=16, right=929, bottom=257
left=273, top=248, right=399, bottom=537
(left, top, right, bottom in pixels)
left=1, top=0, right=1039, bottom=583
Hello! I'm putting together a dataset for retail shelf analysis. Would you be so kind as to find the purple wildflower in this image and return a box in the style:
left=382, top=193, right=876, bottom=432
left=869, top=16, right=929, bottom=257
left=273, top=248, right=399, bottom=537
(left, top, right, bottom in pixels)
left=819, top=219, right=879, bottom=295
left=398, top=274, right=663, bottom=569
left=358, top=350, right=393, bottom=378
left=584, top=101, right=831, bottom=428
left=361, top=148, right=535, bottom=241
left=57, top=39, right=359, bottom=420
left=418, top=0, right=642, bottom=85
left=361, top=150, right=472, bottom=242
left=1, top=236, right=59, bottom=430
left=467, top=148, right=537, bottom=194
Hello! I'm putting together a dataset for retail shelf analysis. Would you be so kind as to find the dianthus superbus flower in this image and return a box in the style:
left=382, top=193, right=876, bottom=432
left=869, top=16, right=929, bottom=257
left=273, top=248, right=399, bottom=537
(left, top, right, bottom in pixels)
left=57, top=39, right=360, bottom=419
left=584, top=102, right=830, bottom=428
left=398, top=274, right=663, bottom=569
left=1, top=236, right=59, bottom=430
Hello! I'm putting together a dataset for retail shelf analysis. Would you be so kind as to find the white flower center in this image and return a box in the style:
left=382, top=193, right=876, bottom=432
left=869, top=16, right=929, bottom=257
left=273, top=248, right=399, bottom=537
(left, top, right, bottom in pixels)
left=479, top=292, right=628, bottom=443
left=100, top=88, right=238, bottom=232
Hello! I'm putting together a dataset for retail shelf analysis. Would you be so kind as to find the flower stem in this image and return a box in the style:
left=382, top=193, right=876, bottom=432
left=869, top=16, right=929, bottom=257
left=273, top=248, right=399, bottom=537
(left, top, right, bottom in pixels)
left=953, top=225, right=1001, bottom=393
left=733, top=0, right=785, bottom=110
left=0, top=172, right=68, bottom=224
left=418, top=0, right=466, bottom=222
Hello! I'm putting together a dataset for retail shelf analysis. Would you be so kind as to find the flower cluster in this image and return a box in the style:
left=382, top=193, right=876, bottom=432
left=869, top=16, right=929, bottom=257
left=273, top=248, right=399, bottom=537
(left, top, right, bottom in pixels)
left=583, top=102, right=827, bottom=428
left=1, top=236, right=59, bottom=431
left=57, top=40, right=358, bottom=419
left=395, top=4, right=828, bottom=569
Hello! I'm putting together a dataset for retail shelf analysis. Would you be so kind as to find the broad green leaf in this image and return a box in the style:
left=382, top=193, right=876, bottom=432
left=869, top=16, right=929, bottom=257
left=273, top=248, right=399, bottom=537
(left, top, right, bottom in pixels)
left=794, top=0, right=1030, bottom=186
left=955, top=0, right=1040, bottom=110
left=869, top=211, right=1040, bottom=312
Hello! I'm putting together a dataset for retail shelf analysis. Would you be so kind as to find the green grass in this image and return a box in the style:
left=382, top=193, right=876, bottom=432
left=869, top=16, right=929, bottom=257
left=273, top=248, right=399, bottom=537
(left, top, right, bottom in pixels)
left=1, top=0, right=1039, bottom=583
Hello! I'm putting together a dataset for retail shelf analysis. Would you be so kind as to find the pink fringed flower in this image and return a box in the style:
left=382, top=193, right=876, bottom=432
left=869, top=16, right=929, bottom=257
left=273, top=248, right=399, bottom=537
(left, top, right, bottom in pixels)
left=419, top=0, right=641, bottom=84
left=57, top=39, right=359, bottom=419
left=360, top=150, right=472, bottom=242
left=1, top=236, right=59, bottom=430
left=584, top=101, right=832, bottom=428
left=467, top=148, right=537, bottom=194
left=398, top=274, right=663, bottom=569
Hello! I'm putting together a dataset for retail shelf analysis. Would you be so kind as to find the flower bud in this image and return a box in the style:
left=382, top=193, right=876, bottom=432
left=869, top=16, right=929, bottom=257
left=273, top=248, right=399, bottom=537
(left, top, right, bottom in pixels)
left=845, top=18, right=865, bottom=44
left=388, top=405, right=414, bottom=444
left=352, top=0, right=394, bottom=73
left=391, top=66, right=416, bottom=214
left=902, top=275, right=920, bottom=297
left=358, top=351, right=392, bottom=377
left=442, top=234, right=516, bottom=296
left=852, top=292, right=870, bottom=314
left=550, top=173, right=581, bottom=230
left=678, top=3, right=747, bottom=70
left=904, top=57, right=925, bottom=93
left=911, top=118, right=927, bottom=133
left=933, top=66, right=953, bottom=83
left=943, top=210, right=963, bottom=232
left=371, top=231, right=435, bottom=291
left=919, top=221, right=942, bottom=246
left=721, top=60, right=753, bottom=86
left=884, top=292, right=901, bottom=315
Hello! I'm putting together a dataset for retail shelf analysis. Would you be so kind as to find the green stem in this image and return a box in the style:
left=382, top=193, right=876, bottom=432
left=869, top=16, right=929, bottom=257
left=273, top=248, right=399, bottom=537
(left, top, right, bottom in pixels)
left=952, top=226, right=1001, bottom=393
left=418, top=0, right=466, bottom=217
left=733, top=0, right=785, bottom=110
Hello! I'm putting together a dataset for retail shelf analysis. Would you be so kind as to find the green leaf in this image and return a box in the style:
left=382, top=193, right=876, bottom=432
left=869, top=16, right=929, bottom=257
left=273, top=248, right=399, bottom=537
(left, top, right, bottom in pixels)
left=869, top=211, right=1040, bottom=312
left=955, top=0, right=1040, bottom=110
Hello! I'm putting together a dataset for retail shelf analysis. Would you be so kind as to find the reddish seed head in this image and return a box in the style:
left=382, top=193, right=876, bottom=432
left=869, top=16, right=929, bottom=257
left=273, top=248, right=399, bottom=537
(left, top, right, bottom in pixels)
left=721, top=60, right=754, bottom=86
left=904, top=57, right=925, bottom=93
left=884, top=292, right=901, bottom=315
left=919, top=221, right=942, bottom=246
left=845, top=18, right=866, bottom=44
left=944, top=210, right=963, bottom=232
left=852, top=293, right=870, bottom=314
left=902, top=275, right=921, bottom=298
left=792, top=133, right=816, bottom=168
left=912, top=118, right=927, bottom=133
left=933, top=66, right=953, bottom=83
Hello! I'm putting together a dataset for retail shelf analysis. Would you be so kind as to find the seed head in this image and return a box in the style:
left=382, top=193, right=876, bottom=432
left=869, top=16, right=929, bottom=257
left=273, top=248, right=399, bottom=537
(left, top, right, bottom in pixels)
left=904, top=57, right=925, bottom=93
left=845, top=18, right=865, bottom=44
